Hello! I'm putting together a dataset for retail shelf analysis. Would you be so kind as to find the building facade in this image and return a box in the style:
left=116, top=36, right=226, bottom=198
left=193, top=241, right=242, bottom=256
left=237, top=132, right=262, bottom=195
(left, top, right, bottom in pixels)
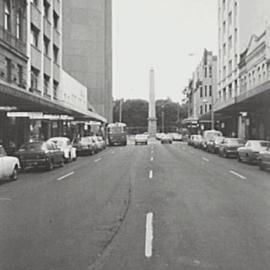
left=62, top=0, right=113, bottom=123
left=26, top=0, right=62, bottom=100
left=183, top=50, right=218, bottom=133
left=216, top=0, right=270, bottom=138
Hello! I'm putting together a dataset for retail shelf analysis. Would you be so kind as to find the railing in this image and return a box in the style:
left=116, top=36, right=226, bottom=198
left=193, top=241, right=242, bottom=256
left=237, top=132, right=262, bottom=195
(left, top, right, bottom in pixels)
left=0, top=26, right=26, bottom=54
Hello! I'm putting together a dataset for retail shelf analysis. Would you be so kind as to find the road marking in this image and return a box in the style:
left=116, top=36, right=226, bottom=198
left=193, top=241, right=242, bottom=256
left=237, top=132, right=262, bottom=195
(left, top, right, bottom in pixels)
left=57, top=172, right=74, bottom=181
left=230, top=170, right=247, bottom=180
left=202, top=157, right=209, bottom=162
left=145, top=212, right=154, bottom=258
left=149, top=170, right=153, bottom=179
left=150, top=157, right=154, bottom=162
left=111, top=151, right=115, bottom=154
left=0, top=198, right=11, bottom=201
left=95, top=158, right=102, bottom=162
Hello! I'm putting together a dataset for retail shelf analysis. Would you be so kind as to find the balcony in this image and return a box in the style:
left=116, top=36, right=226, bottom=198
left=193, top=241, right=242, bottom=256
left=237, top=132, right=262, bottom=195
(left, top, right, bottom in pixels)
left=43, top=19, right=52, bottom=39
left=53, top=28, right=60, bottom=48
left=44, top=55, right=52, bottom=76
left=0, top=26, right=26, bottom=56
left=53, top=0, right=61, bottom=15
left=31, top=3, right=42, bottom=29
left=31, top=45, right=42, bottom=70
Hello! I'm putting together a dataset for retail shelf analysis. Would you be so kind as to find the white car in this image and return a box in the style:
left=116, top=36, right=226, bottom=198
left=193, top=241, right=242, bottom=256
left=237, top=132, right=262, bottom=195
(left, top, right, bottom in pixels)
left=47, top=137, right=77, bottom=162
left=0, top=145, right=20, bottom=180
left=135, top=134, right=148, bottom=145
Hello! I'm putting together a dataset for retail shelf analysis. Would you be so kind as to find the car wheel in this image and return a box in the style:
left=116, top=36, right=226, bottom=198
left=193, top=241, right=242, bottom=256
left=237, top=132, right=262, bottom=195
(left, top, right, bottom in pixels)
left=259, top=160, right=265, bottom=171
left=238, top=154, right=242, bottom=162
left=73, top=156, right=77, bottom=161
left=10, top=165, right=18, bottom=180
left=46, top=160, right=54, bottom=171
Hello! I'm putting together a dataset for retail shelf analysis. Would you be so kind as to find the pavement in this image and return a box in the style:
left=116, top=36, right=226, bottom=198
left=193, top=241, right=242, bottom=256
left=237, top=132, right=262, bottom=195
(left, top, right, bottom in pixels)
left=1, top=140, right=270, bottom=270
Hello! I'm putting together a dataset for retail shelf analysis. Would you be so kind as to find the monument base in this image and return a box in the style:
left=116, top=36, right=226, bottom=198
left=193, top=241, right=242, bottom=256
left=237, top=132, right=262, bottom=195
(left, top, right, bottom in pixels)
left=148, top=117, right=157, bottom=138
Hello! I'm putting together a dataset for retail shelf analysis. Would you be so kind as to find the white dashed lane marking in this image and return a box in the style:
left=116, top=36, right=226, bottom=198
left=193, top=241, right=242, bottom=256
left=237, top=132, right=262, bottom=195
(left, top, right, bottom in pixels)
left=57, top=172, right=74, bottom=181
left=145, top=212, right=154, bottom=258
left=230, top=170, right=247, bottom=180
left=202, top=157, right=210, bottom=162
left=94, top=158, right=102, bottom=162
left=149, top=170, right=153, bottom=179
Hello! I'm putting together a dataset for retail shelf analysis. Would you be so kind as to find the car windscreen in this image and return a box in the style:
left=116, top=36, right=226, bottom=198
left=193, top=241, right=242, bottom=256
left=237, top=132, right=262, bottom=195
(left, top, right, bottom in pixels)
left=18, top=142, right=44, bottom=152
left=108, top=127, right=123, bottom=134
left=228, top=139, right=245, bottom=145
left=50, top=140, right=64, bottom=147
left=260, top=142, right=270, bottom=147
left=0, top=146, right=7, bottom=157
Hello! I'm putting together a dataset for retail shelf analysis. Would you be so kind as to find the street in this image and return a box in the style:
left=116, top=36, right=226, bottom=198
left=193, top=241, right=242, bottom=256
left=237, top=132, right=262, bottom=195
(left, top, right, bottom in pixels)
left=1, top=141, right=270, bottom=270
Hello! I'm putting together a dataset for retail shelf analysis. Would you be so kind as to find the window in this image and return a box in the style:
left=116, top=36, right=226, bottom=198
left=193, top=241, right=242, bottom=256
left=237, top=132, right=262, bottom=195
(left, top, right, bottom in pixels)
left=44, top=75, right=50, bottom=96
left=18, top=64, right=23, bottom=86
left=209, top=85, right=212, bottom=97
left=205, top=104, right=207, bottom=113
left=30, top=24, right=39, bottom=48
left=31, top=67, right=39, bottom=91
left=205, top=67, right=207, bottom=78
left=4, top=0, right=11, bottom=31
left=200, top=105, right=203, bottom=115
left=205, top=86, right=207, bottom=97
left=223, top=21, right=226, bottom=34
left=209, top=104, right=212, bottom=111
left=16, top=11, right=23, bottom=39
left=228, top=35, right=232, bottom=50
left=44, top=0, right=50, bottom=19
left=209, top=66, right=212, bottom=78
left=44, top=36, right=50, bottom=56
left=53, top=80, right=59, bottom=99
left=223, top=43, right=226, bottom=56
left=53, top=45, right=59, bottom=64
left=53, top=11, right=59, bottom=30
left=228, top=60, right=232, bottom=74
left=200, top=87, right=203, bottom=98
left=228, top=11, right=232, bottom=25
left=6, top=58, right=12, bottom=83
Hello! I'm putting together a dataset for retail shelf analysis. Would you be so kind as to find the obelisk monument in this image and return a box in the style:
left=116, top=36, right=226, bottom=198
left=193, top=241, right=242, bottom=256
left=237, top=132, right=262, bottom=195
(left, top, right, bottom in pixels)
left=148, top=69, right=157, bottom=137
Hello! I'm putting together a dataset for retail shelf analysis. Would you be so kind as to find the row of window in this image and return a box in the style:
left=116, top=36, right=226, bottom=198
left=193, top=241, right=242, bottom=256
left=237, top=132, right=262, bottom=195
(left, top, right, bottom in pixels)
left=200, top=104, right=212, bottom=115
left=4, top=0, right=23, bottom=40
left=218, top=80, right=238, bottom=101
left=4, top=57, right=24, bottom=87
left=204, top=65, right=213, bottom=78
left=240, top=63, right=268, bottom=91
left=30, top=24, right=59, bottom=63
left=200, top=85, right=213, bottom=98
left=31, top=66, right=59, bottom=99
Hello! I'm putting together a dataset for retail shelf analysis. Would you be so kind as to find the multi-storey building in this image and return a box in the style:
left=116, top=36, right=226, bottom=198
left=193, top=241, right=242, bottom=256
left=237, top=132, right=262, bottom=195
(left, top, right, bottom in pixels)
left=0, top=0, right=28, bottom=150
left=26, top=0, right=62, bottom=100
left=216, top=0, right=270, bottom=138
left=183, top=50, right=217, bottom=133
left=62, top=0, right=113, bottom=123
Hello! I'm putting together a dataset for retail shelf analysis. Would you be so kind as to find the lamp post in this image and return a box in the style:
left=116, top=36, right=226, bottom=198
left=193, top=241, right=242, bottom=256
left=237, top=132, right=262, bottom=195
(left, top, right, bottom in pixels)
left=119, top=99, right=123, bottom=122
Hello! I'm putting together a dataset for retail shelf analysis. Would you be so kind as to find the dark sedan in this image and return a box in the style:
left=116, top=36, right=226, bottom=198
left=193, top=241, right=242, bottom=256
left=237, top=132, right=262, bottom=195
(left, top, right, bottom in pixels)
left=218, top=138, right=245, bottom=158
left=15, top=141, right=64, bottom=171
left=72, top=137, right=95, bottom=155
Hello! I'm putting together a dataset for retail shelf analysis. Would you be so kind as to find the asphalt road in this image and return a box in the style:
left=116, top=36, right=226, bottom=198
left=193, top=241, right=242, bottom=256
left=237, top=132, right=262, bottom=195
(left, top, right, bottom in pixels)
left=1, top=140, right=270, bottom=270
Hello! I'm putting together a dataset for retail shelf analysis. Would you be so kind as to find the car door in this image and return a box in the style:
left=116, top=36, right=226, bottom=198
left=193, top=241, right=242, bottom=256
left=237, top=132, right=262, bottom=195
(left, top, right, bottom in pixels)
left=0, top=146, right=8, bottom=178
left=46, top=142, right=55, bottom=164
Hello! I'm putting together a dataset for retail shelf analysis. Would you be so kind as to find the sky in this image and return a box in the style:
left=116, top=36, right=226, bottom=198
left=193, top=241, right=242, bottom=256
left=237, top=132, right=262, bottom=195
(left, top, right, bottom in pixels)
left=112, top=0, right=218, bottom=103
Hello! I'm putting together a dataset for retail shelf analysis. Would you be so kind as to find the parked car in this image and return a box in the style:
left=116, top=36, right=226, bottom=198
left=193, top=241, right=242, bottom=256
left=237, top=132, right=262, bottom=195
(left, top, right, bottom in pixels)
left=72, top=137, right=95, bottom=155
left=161, top=134, right=173, bottom=144
left=135, top=134, right=148, bottom=145
left=172, top=133, right=183, bottom=141
left=201, top=130, right=223, bottom=150
left=15, top=141, right=64, bottom=171
left=237, top=140, right=270, bottom=163
left=258, top=145, right=270, bottom=171
left=193, top=135, right=203, bottom=148
left=47, top=137, right=77, bottom=162
left=0, top=145, right=20, bottom=180
left=97, top=136, right=106, bottom=150
left=187, top=135, right=195, bottom=146
left=207, top=136, right=225, bottom=153
left=89, top=136, right=100, bottom=153
left=218, top=138, right=246, bottom=158
left=156, top=133, right=164, bottom=140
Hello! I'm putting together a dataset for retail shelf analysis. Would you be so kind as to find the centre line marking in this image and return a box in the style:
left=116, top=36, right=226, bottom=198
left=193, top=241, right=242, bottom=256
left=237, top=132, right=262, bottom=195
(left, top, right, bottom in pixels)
left=150, top=157, right=154, bottom=162
left=111, top=151, right=115, bottom=154
left=95, top=158, right=102, bottom=162
left=230, top=170, right=247, bottom=180
left=57, top=172, right=74, bottom=181
left=149, top=170, right=153, bottom=179
left=145, top=212, right=154, bottom=258
left=202, top=157, right=209, bottom=162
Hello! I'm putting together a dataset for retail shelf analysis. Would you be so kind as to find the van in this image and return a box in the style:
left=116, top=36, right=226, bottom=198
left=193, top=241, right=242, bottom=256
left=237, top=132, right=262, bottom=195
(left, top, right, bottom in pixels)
left=201, top=130, right=223, bottom=150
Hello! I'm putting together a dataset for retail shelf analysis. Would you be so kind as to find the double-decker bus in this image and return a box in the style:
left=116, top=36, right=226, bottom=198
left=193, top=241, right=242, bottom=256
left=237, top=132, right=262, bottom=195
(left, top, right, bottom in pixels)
left=107, top=122, right=127, bottom=146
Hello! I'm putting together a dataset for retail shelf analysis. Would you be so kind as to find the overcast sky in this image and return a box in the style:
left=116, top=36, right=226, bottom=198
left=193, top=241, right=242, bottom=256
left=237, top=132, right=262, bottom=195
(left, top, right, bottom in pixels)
left=112, top=0, right=218, bottom=102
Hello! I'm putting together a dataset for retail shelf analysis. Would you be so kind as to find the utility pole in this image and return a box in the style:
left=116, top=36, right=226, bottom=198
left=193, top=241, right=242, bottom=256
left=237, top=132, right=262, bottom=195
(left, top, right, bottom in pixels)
left=161, top=105, right=165, bottom=133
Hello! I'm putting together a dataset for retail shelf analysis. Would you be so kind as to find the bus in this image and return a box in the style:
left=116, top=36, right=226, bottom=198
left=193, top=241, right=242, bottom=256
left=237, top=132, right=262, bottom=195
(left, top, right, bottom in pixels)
left=107, top=122, right=127, bottom=146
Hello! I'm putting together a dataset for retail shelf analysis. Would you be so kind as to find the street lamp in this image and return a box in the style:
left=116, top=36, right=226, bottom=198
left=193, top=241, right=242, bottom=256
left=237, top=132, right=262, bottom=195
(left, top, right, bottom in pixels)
left=119, top=99, right=123, bottom=122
